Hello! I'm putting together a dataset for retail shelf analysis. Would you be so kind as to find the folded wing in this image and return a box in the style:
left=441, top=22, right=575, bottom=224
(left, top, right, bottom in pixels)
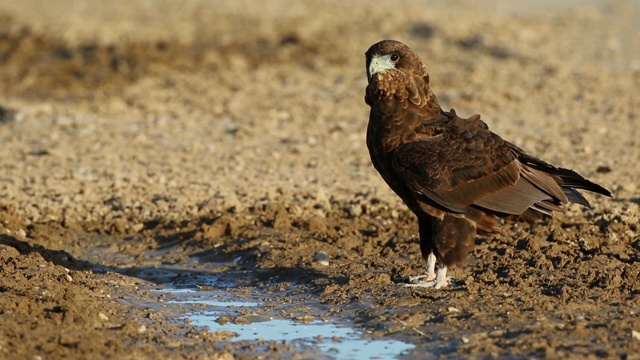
left=391, top=113, right=606, bottom=217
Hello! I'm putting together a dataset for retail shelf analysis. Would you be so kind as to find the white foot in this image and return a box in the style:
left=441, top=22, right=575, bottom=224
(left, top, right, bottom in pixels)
left=403, top=265, right=451, bottom=289
left=406, top=253, right=437, bottom=283
left=406, top=274, right=433, bottom=283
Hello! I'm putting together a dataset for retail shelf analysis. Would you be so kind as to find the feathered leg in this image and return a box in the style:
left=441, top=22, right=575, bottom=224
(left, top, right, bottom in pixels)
left=404, top=216, right=452, bottom=288
left=404, top=215, right=476, bottom=289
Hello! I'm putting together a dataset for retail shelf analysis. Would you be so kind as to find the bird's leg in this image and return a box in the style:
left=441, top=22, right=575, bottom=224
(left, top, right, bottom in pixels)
left=433, top=264, right=449, bottom=289
left=425, top=252, right=437, bottom=280
left=404, top=262, right=452, bottom=289
left=407, top=252, right=437, bottom=282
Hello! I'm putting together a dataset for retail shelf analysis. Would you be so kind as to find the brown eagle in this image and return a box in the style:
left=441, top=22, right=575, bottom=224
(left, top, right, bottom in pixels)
left=364, top=40, right=611, bottom=289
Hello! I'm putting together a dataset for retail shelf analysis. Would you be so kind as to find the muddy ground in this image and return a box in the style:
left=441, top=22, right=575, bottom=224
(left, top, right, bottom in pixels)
left=0, top=0, right=639, bottom=359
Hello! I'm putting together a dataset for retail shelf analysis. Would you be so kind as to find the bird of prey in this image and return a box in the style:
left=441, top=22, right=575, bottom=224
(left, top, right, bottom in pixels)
left=364, top=40, right=611, bottom=289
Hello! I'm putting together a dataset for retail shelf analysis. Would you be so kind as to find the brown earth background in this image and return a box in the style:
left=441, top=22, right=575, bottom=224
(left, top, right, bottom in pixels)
left=0, top=0, right=638, bottom=359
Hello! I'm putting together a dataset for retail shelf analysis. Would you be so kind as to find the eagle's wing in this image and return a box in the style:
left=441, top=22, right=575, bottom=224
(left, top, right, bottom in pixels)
left=391, top=114, right=568, bottom=216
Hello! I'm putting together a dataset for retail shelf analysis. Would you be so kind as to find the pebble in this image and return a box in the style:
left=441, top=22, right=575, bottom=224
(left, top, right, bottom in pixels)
left=315, top=187, right=331, bottom=209
left=313, top=251, right=330, bottom=266
left=216, top=315, right=231, bottom=325
left=234, top=314, right=269, bottom=324
left=211, top=331, right=238, bottom=340
left=295, top=315, right=315, bottom=323
left=344, top=204, right=362, bottom=217
left=98, top=312, right=109, bottom=321
left=632, top=330, right=640, bottom=341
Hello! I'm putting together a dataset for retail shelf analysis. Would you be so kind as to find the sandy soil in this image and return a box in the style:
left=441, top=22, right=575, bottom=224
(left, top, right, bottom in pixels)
left=0, top=0, right=638, bottom=358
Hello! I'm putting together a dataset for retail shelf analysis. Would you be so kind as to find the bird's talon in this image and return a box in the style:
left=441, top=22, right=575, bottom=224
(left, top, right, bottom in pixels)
left=400, top=275, right=456, bottom=289
left=406, top=274, right=435, bottom=283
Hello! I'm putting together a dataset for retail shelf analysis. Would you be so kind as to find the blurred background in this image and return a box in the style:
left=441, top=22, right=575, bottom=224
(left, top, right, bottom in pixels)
left=0, top=0, right=637, bottom=226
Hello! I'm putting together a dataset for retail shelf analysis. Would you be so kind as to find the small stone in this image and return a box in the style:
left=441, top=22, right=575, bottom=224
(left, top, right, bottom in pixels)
left=387, top=325, right=404, bottom=334
left=448, top=307, right=460, bottom=313
left=131, top=223, right=145, bottom=233
left=234, top=314, right=268, bottom=324
left=461, top=336, right=470, bottom=344
left=632, top=330, right=640, bottom=341
left=295, top=315, right=315, bottom=323
left=165, top=340, right=181, bottom=348
left=211, top=331, right=238, bottom=340
left=98, top=312, right=109, bottom=321
left=138, top=325, right=147, bottom=334
left=344, top=204, right=362, bottom=217
left=216, top=315, right=231, bottom=325
left=313, top=251, right=330, bottom=266
left=315, top=187, right=331, bottom=210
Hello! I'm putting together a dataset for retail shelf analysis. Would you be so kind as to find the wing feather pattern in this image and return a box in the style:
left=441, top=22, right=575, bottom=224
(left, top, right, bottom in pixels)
left=390, top=113, right=583, bottom=217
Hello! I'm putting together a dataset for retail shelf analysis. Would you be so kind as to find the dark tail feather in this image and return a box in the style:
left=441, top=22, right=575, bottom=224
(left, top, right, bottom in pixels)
left=555, top=167, right=612, bottom=197
left=513, top=148, right=612, bottom=199
left=563, top=187, right=592, bottom=208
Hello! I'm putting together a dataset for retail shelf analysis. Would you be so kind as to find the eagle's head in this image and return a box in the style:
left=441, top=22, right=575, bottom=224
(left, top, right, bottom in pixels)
left=364, top=40, right=440, bottom=115
left=365, top=40, right=427, bottom=83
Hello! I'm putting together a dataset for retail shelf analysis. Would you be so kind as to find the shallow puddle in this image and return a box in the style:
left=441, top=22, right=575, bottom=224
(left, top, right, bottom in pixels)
left=155, top=288, right=415, bottom=359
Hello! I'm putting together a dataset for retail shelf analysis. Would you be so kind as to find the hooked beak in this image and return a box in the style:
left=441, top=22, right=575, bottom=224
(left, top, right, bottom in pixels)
left=367, top=54, right=396, bottom=81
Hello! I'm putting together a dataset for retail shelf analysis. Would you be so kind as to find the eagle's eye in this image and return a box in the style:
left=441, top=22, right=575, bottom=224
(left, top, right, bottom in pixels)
left=390, top=53, right=400, bottom=62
